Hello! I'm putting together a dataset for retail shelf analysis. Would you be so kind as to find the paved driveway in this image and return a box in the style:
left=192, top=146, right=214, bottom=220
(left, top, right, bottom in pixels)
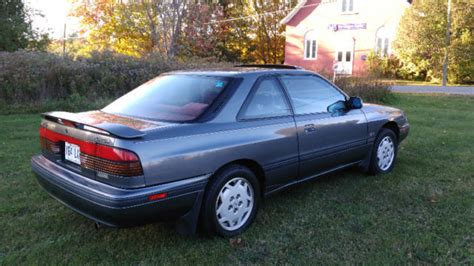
left=391, top=85, right=474, bottom=95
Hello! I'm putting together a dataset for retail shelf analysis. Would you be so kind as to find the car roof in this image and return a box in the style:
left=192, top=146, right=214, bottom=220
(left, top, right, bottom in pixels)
left=165, top=67, right=315, bottom=77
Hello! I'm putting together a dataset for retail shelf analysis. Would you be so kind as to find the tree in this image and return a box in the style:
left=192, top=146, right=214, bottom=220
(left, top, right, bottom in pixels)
left=71, top=0, right=150, bottom=57
left=394, top=0, right=473, bottom=83
left=72, top=0, right=190, bottom=58
left=179, top=4, right=226, bottom=59
left=250, top=0, right=296, bottom=64
left=70, top=0, right=297, bottom=63
left=0, top=0, right=33, bottom=51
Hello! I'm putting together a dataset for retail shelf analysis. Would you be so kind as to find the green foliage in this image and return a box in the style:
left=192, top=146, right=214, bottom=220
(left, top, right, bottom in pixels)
left=365, top=52, right=401, bottom=79
left=335, top=77, right=393, bottom=103
left=0, top=0, right=31, bottom=51
left=0, top=95, right=111, bottom=115
left=0, top=0, right=50, bottom=52
left=0, top=51, right=231, bottom=108
left=394, top=0, right=473, bottom=83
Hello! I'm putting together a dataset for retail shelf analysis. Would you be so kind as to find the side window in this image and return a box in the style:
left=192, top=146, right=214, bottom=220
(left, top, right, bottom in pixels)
left=242, top=78, right=291, bottom=119
left=280, top=76, right=346, bottom=114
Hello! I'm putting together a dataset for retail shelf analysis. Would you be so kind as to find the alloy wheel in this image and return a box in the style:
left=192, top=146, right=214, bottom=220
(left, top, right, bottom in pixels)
left=215, top=177, right=254, bottom=231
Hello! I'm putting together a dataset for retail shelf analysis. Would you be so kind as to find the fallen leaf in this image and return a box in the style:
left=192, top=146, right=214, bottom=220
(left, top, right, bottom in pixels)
left=229, top=237, right=243, bottom=246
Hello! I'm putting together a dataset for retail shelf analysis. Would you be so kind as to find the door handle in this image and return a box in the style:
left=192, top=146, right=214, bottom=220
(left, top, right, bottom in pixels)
left=304, top=124, right=316, bottom=134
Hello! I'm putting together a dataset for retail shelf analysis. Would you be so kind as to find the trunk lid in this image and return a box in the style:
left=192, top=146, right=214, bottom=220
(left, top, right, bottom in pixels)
left=42, top=110, right=166, bottom=139
left=38, top=111, right=163, bottom=188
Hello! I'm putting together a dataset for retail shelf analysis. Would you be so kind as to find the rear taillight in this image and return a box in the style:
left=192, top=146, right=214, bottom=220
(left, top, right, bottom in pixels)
left=80, top=153, right=143, bottom=177
left=40, top=127, right=143, bottom=177
left=40, top=137, right=60, bottom=153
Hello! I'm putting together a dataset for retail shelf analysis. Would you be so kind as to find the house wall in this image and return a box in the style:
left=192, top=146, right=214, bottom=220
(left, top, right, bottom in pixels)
left=284, top=0, right=409, bottom=76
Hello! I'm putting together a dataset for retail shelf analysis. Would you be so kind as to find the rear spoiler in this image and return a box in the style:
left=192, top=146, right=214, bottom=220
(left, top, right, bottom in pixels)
left=41, top=111, right=145, bottom=139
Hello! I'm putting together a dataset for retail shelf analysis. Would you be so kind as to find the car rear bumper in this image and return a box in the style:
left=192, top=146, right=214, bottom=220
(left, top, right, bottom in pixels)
left=31, top=155, right=210, bottom=227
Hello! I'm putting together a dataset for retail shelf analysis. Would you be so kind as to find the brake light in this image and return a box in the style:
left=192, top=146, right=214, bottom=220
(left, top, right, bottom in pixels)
left=40, top=136, right=60, bottom=154
left=39, top=127, right=143, bottom=177
left=95, top=145, right=139, bottom=161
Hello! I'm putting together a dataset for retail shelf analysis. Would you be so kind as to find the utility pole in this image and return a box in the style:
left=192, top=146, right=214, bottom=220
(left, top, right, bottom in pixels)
left=63, top=23, right=67, bottom=57
left=442, top=0, right=452, bottom=86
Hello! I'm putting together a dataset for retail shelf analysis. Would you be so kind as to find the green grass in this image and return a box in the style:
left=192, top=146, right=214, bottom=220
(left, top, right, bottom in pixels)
left=379, top=79, right=471, bottom=87
left=0, top=94, right=473, bottom=264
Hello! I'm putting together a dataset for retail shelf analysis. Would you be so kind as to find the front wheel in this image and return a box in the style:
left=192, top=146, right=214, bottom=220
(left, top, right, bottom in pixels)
left=200, top=165, right=260, bottom=237
left=369, top=129, right=398, bottom=174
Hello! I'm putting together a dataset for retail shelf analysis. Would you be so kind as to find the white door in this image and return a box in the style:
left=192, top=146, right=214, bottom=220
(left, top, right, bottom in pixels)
left=334, top=39, right=354, bottom=75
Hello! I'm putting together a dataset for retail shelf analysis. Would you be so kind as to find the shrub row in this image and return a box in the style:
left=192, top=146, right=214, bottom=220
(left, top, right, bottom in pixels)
left=0, top=51, right=230, bottom=105
left=335, top=77, right=392, bottom=103
left=0, top=51, right=391, bottom=114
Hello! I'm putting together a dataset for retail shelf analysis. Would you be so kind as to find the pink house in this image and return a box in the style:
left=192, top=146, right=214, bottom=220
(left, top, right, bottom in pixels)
left=281, top=0, right=411, bottom=76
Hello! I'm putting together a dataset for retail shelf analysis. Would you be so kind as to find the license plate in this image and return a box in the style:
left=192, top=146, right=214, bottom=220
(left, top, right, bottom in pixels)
left=65, top=142, right=81, bottom=165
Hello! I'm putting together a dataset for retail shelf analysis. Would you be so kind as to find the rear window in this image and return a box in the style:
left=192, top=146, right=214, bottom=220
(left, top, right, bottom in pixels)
left=102, top=75, right=231, bottom=122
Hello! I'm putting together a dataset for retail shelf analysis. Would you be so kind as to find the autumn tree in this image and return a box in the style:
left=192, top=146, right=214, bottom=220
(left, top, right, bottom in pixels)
left=394, top=0, right=473, bottom=83
left=71, top=0, right=188, bottom=58
left=250, top=0, right=295, bottom=64
left=179, top=4, right=226, bottom=59
left=70, top=0, right=297, bottom=63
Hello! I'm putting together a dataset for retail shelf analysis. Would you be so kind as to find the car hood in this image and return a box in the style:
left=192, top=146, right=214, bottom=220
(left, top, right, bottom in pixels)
left=362, top=103, right=403, bottom=116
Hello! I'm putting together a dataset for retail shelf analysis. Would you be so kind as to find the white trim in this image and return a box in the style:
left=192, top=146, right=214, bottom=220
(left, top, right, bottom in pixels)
left=280, top=0, right=308, bottom=25
left=334, top=38, right=355, bottom=75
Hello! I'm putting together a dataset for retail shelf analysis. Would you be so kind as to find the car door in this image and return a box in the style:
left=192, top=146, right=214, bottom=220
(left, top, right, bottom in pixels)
left=278, top=74, right=369, bottom=179
left=238, top=76, right=299, bottom=192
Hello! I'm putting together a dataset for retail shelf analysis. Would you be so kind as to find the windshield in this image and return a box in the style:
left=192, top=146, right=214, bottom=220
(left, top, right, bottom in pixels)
left=102, top=75, right=231, bottom=122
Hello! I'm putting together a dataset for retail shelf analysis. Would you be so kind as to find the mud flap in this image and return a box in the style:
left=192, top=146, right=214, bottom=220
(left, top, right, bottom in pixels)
left=175, top=191, right=204, bottom=236
left=359, top=144, right=374, bottom=173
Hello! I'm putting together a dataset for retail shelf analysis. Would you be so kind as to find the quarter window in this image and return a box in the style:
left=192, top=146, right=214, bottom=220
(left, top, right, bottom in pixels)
left=280, top=76, right=346, bottom=114
left=242, top=79, right=291, bottom=119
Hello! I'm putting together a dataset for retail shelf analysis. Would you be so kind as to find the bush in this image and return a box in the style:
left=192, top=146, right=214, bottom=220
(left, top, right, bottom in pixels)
left=365, top=52, right=401, bottom=79
left=335, top=77, right=392, bottom=103
left=0, top=51, right=231, bottom=106
left=0, top=51, right=391, bottom=114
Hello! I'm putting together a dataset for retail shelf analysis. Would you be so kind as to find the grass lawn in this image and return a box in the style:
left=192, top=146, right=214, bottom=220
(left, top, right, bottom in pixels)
left=379, top=79, right=470, bottom=87
left=0, top=94, right=473, bottom=264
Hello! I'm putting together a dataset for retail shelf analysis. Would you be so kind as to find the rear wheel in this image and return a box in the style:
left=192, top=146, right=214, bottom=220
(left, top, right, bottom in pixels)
left=369, top=128, right=398, bottom=174
left=200, top=165, right=260, bottom=237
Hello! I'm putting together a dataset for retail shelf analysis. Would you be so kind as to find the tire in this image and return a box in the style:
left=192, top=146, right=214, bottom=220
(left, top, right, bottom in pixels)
left=369, top=128, right=398, bottom=175
left=200, top=165, right=260, bottom=237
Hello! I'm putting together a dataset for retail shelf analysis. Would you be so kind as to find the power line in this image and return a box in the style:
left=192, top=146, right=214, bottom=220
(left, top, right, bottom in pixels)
left=203, top=2, right=345, bottom=25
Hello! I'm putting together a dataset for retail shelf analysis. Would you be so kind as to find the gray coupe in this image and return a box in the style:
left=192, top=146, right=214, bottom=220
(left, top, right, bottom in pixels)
left=31, top=65, right=409, bottom=237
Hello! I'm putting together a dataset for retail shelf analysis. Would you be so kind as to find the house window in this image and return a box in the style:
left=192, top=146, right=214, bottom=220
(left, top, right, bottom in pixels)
left=304, top=30, right=317, bottom=60
left=342, top=0, right=354, bottom=13
left=375, top=27, right=390, bottom=56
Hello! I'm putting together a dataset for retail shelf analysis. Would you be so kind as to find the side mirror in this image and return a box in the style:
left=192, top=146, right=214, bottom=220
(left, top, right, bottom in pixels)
left=347, top=96, right=363, bottom=109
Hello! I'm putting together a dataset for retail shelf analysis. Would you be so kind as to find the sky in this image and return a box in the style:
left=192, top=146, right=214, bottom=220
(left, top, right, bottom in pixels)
left=25, top=0, right=81, bottom=39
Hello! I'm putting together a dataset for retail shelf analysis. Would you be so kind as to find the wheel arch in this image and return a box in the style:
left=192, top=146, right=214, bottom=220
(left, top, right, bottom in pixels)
left=382, top=121, right=400, bottom=142
left=208, top=159, right=266, bottom=197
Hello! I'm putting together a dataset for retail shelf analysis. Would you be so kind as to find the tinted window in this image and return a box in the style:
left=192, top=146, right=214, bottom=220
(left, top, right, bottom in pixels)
left=102, top=75, right=230, bottom=122
left=242, top=79, right=291, bottom=119
left=280, top=76, right=346, bottom=114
